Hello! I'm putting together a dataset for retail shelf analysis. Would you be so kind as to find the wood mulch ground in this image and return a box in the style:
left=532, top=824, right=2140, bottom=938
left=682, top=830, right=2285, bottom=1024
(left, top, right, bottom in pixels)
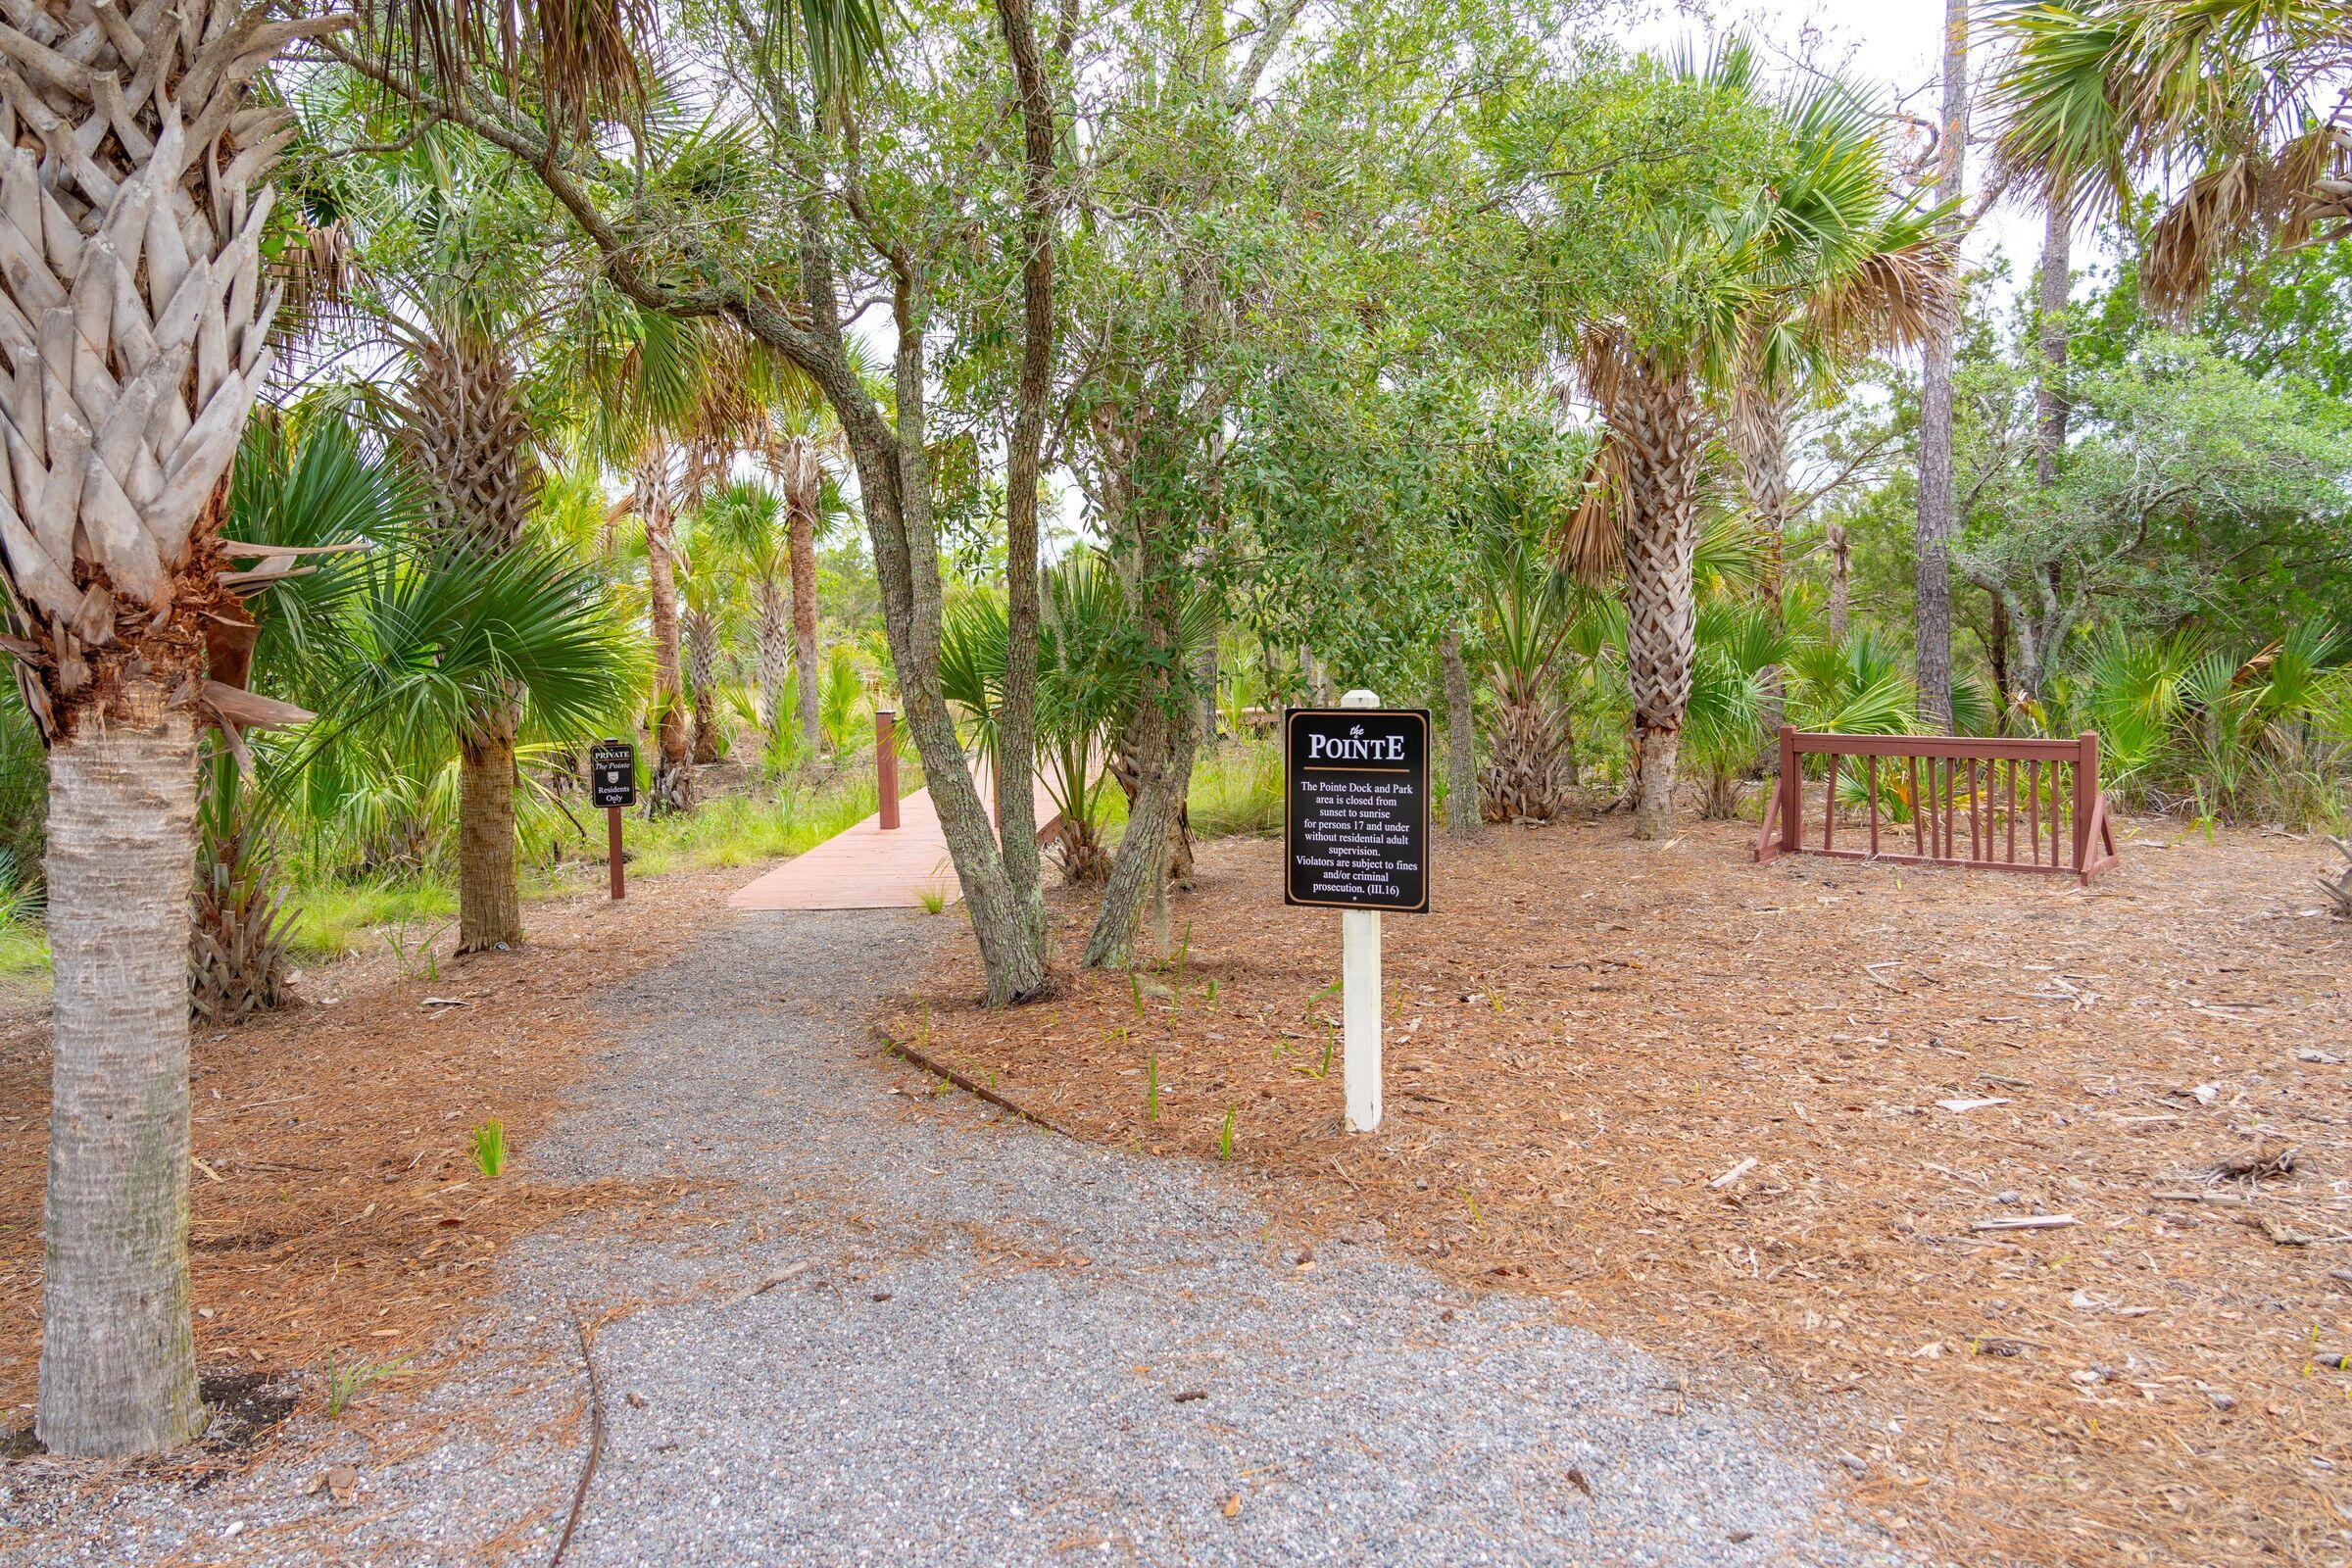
left=895, top=812, right=2352, bottom=1568
left=0, top=862, right=743, bottom=1435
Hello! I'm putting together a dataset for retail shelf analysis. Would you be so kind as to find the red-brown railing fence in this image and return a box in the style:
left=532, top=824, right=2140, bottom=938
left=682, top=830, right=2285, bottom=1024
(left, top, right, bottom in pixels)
left=1755, top=726, right=2120, bottom=885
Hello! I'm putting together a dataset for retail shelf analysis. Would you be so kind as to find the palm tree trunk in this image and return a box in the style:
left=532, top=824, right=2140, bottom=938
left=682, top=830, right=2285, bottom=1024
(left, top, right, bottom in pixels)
left=456, top=708, right=522, bottom=953
left=1914, top=0, right=1970, bottom=731
left=686, top=607, right=721, bottom=763
left=1617, top=364, right=1706, bottom=840
left=783, top=461, right=824, bottom=754
left=39, top=678, right=202, bottom=1455
left=1441, top=625, right=1480, bottom=837
left=643, top=486, right=695, bottom=811
left=757, top=572, right=792, bottom=744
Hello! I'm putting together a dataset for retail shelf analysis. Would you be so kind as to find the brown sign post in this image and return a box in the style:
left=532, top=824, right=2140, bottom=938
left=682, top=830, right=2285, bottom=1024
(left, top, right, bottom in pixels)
left=589, top=738, right=636, bottom=900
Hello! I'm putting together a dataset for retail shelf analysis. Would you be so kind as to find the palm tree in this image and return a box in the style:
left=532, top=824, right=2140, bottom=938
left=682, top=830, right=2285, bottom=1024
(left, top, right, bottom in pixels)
left=275, top=97, right=577, bottom=951
left=1, top=0, right=727, bottom=1456
left=559, top=296, right=803, bottom=809
left=695, top=480, right=794, bottom=754
left=1990, top=0, right=2352, bottom=311
left=1559, top=45, right=1945, bottom=838
left=1476, top=535, right=1591, bottom=823
left=297, top=542, right=643, bottom=857
left=762, top=402, right=848, bottom=754
left=0, top=0, right=350, bottom=1456
left=193, top=410, right=417, bottom=1024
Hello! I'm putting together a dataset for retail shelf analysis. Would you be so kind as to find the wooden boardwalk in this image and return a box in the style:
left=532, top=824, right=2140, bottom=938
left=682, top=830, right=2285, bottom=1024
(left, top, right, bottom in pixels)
left=727, top=757, right=1066, bottom=912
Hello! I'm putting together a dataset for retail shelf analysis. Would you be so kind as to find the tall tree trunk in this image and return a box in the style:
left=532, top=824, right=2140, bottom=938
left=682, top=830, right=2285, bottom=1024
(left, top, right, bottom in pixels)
left=1086, top=507, right=1200, bottom=968
left=1441, top=625, right=1480, bottom=837
left=1914, top=0, right=1970, bottom=732
left=456, top=707, right=522, bottom=953
left=778, top=441, right=825, bottom=753
left=1828, top=517, right=1852, bottom=641
left=402, top=331, right=543, bottom=940
left=1200, top=632, right=1222, bottom=745
left=993, top=0, right=1056, bottom=977
left=39, top=679, right=202, bottom=1455
left=1735, top=391, right=1792, bottom=740
left=855, top=272, right=1045, bottom=1004
left=640, top=458, right=695, bottom=811
left=2034, top=194, right=2072, bottom=488
left=2034, top=191, right=2072, bottom=653
left=1084, top=648, right=1199, bottom=968
left=686, top=607, right=721, bottom=763
left=1986, top=589, right=2012, bottom=727
left=1616, top=363, right=1707, bottom=840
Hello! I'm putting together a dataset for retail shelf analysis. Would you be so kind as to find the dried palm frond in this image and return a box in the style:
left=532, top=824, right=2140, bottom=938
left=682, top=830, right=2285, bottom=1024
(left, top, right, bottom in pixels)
left=1803, top=235, right=1953, bottom=355
left=1561, top=436, right=1631, bottom=585
left=2320, top=836, right=2352, bottom=920
left=190, top=798, right=297, bottom=1027
left=2143, top=124, right=2346, bottom=307
left=361, top=0, right=653, bottom=134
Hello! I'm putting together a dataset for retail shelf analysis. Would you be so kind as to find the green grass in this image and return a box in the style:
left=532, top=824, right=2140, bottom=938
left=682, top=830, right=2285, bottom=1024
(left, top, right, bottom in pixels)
left=614, top=769, right=886, bottom=877
left=0, top=920, right=48, bottom=980
left=286, top=880, right=457, bottom=962
left=1190, top=740, right=1283, bottom=837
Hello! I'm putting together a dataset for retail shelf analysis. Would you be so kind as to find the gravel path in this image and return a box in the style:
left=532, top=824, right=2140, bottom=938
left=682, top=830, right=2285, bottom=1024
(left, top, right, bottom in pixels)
left=6, top=909, right=1909, bottom=1567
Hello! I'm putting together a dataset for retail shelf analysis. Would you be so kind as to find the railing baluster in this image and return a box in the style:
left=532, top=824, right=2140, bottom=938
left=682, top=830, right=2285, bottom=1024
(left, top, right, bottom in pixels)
left=1910, top=756, right=1924, bottom=855
left=2006, top=760, right=2018, bottom=864
left=2028, top=760, right=2040, bottom=863
left=1867, top=755, right=1880, bottom=858
left=1823, top=752, right=1838, bottom=850
left=2051, top=761, right=2065, bottom=867
left=1761, top=734, right=2115, bottom=882
left=1956, top=757, right=1976, bottom=859
left=1940, top=757, right=1954, bottom=860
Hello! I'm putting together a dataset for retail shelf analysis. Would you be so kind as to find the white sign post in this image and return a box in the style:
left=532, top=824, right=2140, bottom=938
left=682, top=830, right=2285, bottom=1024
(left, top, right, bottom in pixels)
left=1339, top=688, right=1383, bottom=1132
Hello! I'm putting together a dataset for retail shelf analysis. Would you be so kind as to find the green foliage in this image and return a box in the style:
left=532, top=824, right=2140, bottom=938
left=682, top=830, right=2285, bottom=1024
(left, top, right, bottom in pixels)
left=322, top=1354, right=405, bottom=1419
left=471, top=1120, right=508, bottom=1178
left=2036, top=622, right=2352, bottom=826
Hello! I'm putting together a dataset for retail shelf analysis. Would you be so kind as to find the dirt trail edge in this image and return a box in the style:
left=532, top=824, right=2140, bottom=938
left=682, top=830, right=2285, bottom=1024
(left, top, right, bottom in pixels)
left=4, top=909, right=1910, bottom=1568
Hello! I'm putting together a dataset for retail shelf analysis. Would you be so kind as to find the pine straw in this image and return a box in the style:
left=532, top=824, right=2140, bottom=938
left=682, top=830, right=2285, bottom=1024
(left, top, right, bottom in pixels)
left=0, top=863, right=748, bottom=1430
left=895, top=815, right=2352, bottom=1568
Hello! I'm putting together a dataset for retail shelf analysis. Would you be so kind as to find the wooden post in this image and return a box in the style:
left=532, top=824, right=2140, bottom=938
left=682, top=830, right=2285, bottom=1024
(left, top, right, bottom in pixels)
left=2074, top=731, right=2099, bottom=875
left=1340, top=688, right=1383, bottom=1134
left=608, top=805, right=625, bottom=901
left=1778, top=724, right=1799, bottom=855
left=876, top=709, right=901, bottom=831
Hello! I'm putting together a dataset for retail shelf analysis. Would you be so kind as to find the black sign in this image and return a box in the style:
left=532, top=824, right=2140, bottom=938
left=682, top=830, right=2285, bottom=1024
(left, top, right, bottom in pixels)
left=589, top=739, right=637, bottom=808
left=1284, top=708, right=1430, bottom=912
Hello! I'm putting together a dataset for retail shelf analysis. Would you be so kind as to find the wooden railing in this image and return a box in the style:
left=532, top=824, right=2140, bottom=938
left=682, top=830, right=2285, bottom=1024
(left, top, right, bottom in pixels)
left=1755, top=726, right=2120, bottom=885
